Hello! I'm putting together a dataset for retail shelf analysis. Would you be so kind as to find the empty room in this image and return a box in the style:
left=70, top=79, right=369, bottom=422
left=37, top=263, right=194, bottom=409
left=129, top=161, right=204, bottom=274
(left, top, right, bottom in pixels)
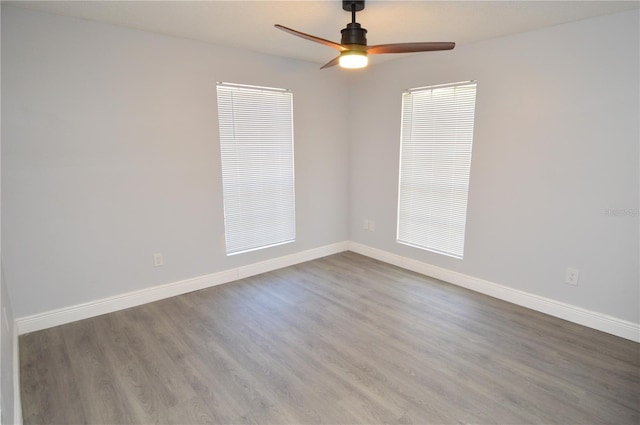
left=1, top=0, right=639, bottom=423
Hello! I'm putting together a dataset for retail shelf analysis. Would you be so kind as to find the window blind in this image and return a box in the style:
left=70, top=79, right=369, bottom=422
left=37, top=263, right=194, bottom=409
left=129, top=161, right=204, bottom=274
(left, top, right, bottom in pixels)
left=216, top=82, right=296, bottom=255
left=397, top=81, right=477, bottom=259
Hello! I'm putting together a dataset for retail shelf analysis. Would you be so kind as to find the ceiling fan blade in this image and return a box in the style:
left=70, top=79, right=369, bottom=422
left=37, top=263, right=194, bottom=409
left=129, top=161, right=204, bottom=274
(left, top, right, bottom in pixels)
left=275, top=24, right=346, bottom=51
left=320, top=55, right=341, bottom=69
left=367, top=42, right=455, bottom=54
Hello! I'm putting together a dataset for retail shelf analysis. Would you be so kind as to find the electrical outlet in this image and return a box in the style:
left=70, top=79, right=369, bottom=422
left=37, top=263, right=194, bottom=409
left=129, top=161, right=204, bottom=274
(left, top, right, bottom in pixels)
left=153, top=253, right=164, bottom=267
left=363, top=219, right=369, bottom=230
left=565, top=267, right=579, bottom=285
left=368, top=220, right=375, bottom=231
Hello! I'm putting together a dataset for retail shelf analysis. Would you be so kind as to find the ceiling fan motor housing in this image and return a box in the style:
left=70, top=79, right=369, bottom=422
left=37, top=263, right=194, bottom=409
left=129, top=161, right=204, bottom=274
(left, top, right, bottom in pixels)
left=341, top=23, right=367, bottom=46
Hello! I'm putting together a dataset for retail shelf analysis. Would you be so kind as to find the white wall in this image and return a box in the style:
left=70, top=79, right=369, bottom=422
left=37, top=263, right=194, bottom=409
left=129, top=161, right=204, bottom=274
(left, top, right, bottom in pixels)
left=1, top=6, right=350, bottom=318
left=349, top=10, right=639, bottom=324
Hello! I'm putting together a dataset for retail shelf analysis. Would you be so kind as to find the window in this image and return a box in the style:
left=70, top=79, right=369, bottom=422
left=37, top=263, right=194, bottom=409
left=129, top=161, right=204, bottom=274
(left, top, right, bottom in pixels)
left=216, top=82, right=295, bottom=255
left=397, top=81, right=477, bottom=259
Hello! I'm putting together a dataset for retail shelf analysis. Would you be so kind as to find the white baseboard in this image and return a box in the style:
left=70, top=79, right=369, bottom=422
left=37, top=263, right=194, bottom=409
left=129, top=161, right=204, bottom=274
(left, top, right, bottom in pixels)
left=348, top=242, right=640, bottom=343
left=13, top=322, right=22, bottom=425
left=15, top=240, right=639, bottom=343
left=16, top=242, right=349, bottom=335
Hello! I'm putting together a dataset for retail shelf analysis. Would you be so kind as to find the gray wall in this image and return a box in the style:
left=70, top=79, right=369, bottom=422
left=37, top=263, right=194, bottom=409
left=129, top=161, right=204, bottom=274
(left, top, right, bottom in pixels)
left=1, top=4, right=18, bottom=422
left=1, top=6, right=639, bottom=329
left=1, top=268, right=16, bottom=425
left=1, top=6, right=350, bottom=318
left=349, top=10, right=639, bottom=323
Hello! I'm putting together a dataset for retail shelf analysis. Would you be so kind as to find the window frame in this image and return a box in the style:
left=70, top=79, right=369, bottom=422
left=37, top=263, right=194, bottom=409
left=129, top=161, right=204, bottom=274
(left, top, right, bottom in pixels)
left=396, top=80, right=478, bottom=259
left=216, top=82, right=296, bottom=256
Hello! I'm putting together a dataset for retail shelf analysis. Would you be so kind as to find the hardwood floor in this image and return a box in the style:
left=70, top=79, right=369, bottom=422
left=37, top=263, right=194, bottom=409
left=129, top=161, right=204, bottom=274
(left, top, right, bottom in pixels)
left=20, top=252, right=640, bottom=424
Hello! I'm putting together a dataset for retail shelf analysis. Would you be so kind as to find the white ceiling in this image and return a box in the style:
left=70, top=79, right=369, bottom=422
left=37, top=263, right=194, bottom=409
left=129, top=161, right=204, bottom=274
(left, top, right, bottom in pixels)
left=5, top=1, right=639, bottom=67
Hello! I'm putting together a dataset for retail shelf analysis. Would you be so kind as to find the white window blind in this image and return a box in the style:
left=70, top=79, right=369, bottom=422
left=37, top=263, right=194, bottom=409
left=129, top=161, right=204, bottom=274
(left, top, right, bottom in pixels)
left=216, top=82, right=296, bottom=255
left=397, top=81, right=477, bottom=259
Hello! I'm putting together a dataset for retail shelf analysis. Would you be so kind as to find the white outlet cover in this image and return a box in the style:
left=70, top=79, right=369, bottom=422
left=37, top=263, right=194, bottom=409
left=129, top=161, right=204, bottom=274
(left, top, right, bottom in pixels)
left=565, top=267, right=579, bottom=285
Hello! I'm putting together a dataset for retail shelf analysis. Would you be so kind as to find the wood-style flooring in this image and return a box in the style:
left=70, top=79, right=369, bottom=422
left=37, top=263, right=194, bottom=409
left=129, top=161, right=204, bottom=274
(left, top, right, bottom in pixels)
left=20, top=252, right=640, bottom=424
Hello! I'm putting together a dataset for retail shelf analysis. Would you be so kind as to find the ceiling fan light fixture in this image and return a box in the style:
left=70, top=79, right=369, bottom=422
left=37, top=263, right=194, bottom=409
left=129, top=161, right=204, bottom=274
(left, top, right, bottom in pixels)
left=339, top=50, right=368, bottom=69
left=275, top=0, right=455, bottom=70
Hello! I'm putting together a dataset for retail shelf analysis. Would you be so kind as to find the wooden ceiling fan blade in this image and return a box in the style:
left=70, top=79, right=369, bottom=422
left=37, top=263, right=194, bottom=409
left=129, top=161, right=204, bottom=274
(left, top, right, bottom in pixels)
left=367, top=42, right=455, bottom=54
left=320, top=55, right=341, bottom=69
left=275, top=24, right=346, bottom=51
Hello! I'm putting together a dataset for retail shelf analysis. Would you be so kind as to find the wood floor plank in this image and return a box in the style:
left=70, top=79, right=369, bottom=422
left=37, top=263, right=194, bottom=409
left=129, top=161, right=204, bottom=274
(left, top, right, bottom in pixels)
left=265, top=263, right=539, bottom=423
left=20, top=252, right=640, bottom=424
left=218, top=278, right=408, bottom=424
left=59, top=317, right=137, bottom=424
left=20, top=327, right=87, bottom=424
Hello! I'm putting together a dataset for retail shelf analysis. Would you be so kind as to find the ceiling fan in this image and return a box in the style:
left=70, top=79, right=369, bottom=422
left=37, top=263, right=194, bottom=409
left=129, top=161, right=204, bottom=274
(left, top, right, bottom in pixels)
left=275, top=0, right=455, bottom=69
